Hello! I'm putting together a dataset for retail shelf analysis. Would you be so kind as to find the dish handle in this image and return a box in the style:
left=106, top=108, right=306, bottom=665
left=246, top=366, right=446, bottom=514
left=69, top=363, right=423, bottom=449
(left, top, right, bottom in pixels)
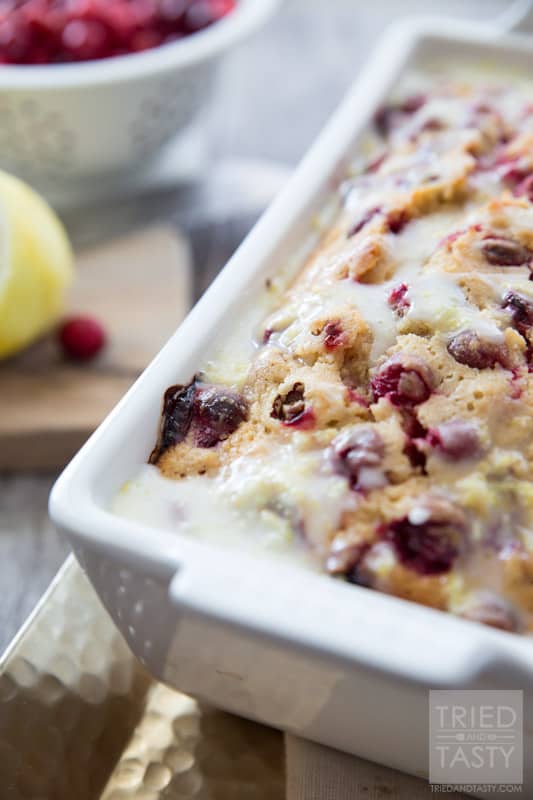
left=168, top=551, right=533, bottom=690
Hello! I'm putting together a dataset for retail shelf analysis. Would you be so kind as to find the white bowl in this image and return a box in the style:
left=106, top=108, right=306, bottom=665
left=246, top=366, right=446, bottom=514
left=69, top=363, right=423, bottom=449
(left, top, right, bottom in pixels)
left=0, top=0, right=279, bottom=185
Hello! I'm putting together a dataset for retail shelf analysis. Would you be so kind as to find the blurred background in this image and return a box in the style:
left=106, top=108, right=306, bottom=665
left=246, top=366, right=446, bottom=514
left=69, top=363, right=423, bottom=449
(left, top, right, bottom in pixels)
left=0, top=0, right=522, bottom=651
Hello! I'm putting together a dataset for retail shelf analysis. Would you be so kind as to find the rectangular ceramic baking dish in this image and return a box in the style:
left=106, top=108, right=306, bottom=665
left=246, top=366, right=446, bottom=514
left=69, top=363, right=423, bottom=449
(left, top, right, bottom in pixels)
left=50, top=14, right=533, bottom=791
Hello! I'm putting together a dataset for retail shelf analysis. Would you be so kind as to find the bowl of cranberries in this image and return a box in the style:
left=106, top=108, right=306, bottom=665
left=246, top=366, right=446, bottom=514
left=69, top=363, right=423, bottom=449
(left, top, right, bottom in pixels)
left=0, top=0, right=279, bottom=183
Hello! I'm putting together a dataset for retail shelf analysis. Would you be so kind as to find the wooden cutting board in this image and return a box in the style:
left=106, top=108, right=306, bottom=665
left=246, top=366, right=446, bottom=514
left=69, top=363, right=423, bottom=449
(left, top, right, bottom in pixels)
left=0, top=226, right=192, bottom=471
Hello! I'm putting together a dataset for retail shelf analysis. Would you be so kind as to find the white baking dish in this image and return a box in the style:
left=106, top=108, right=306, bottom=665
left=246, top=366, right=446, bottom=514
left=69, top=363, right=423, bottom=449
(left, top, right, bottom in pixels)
left=50, top=15, right=533, bottom=792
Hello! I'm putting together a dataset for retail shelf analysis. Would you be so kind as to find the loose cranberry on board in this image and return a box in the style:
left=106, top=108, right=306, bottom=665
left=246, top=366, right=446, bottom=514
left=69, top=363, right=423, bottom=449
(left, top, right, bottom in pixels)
left=58, top=315, right=106, bottom=361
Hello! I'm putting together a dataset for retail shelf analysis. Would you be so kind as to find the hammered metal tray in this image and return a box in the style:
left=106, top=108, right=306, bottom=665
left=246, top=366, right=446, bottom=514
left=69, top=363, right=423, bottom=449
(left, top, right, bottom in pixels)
left=0, top=557, right=284, bottom=800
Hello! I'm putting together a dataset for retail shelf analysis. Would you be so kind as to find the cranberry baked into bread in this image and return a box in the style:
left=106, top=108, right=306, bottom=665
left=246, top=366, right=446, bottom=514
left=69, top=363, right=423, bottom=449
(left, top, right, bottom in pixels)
left=140, top=78, right=533, bottom=635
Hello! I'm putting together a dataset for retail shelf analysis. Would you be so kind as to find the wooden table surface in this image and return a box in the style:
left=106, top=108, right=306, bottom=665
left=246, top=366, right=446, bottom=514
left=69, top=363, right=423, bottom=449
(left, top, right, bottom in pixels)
left=0, top=0, right=507, bottom=649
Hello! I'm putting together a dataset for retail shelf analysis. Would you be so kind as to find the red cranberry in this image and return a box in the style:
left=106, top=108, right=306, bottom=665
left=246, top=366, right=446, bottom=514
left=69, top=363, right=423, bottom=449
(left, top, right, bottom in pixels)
left=323, top=320, right=345, bottom=351
left=151, top=377, right=248, bottom=458
left=401, top=408, right=426, bottom=440
left=347, top=206, right=381, bottom=238
left=371, top=354, right=435, bottom=407
left=490, top=147, right=533, bottom=194
left=509, top=368, right=525, bottom=398
left=386, top=208, right=410, bottom=235
left=330, top=426, right=386, bottom=491
left=62, top=18, right=110, bottom=60
left=104, top=4, right=141, bottom=36
left=374, top=94, right=426, bottom=137
left=475, top=146, right=512, bottom=174
left=502, top=290, right=533, bottom=337
left=271, top=383, right=315, bottom=429
left=500, top=162, right=530, bottom=188
left=0, top=16, right=32, bottom=62
left=183, top=0, right=234, bottom=33
left=481, top=237, right=531, bottom=267
left=388, top=282, right=410, bottom=316
left=271, top=383, right=306, bottom=423
left=514, top=173, right=533, bottom=201
left=282, top=407, right=316, bottom=431
left=438, top=223, right=483, bottom=250
left=151, top=380, right=196, bottom=460
left=364, top=152, right=387, bottom=174
left=159, top=0, right=187, bottom=22
left=346, top=388, right=369, bottom=407
left=130, top=28, right=164, bottom=52
left=447, top=329, right=507, bottom=370
left=193, top=385, right=248, bottom=448
left=472, top=103, right=493, bottom=115
left=439, top=229, right=464, bottom=249
left=128, top=0, right=158, bottom=28
left=374, top=106, right=397, bottom=138
left=58, top=315, right=106, bottom=361
left=400, top=94, right=427, bottom=114
left=384, top=495, right=467, bottom=575
left=427, top=420, right=480, bottom=460
left=415, top=117, right=444, bottom=135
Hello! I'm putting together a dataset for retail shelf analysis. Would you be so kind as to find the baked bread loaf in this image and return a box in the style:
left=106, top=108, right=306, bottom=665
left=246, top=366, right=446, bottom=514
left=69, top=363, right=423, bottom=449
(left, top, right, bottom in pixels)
left=149, top=78, right=533, bottom=635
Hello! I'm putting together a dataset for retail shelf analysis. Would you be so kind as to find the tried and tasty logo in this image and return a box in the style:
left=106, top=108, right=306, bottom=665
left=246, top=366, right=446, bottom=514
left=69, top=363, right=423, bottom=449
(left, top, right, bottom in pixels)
left=429, top=690, right=523, bottom=793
